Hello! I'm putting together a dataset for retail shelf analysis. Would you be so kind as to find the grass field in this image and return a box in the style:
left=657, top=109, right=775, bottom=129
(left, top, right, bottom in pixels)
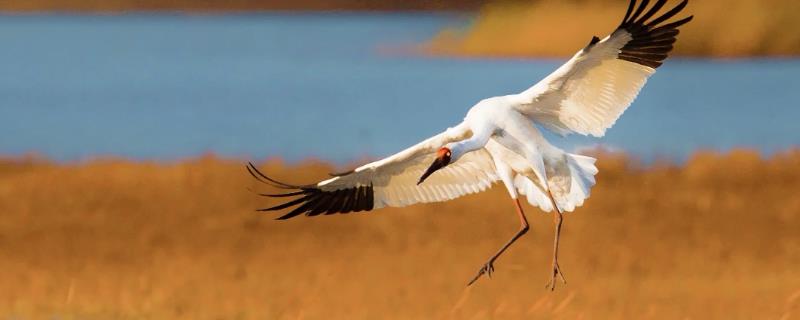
left=427, top=0, right=800, bottom=58
left=1, top=150, right=799, bottom=319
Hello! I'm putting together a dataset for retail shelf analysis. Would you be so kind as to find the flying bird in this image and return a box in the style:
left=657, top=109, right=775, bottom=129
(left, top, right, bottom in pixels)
left=249, top=0, right=692, bottom=290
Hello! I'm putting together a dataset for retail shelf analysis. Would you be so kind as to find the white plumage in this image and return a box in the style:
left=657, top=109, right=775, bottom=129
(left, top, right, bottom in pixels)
left=314, top=126, right=498, bottom=209
left=251, top=0, right=692, bottom=289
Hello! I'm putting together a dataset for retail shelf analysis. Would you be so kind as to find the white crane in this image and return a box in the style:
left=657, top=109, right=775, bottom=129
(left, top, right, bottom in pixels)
left=250, top=0, right=692, bottom=290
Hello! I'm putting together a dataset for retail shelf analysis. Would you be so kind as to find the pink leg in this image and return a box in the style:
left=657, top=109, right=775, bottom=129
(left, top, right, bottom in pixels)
left=468, top=199, right=529, bottom=286
left=545, top=190, right=567, bottom=291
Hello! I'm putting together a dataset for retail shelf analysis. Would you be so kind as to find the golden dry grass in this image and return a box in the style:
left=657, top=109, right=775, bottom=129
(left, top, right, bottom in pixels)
left=1, top=150, right=800, bottom=319
left=426, top=0, right=800, bottom=58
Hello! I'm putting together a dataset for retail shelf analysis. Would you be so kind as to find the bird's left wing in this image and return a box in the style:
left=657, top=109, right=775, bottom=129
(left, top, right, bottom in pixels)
left=249, top=125, right=498, bottom=219
left=514, top=0, right=693, bottom=137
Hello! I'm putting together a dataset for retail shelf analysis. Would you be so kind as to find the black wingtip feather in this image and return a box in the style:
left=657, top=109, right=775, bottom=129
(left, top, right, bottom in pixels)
left=247, top=162, right=376, bottom=219
left=651, top=15, right=693, bottom=34
left=340, top=189, right=356, bottom=214
left=634, top=0, right=667, bottom=25
left=246, top=162, right=302, bottom=189
left=325, top=190, right=346, bottom=214
left=621, top=0, right=637, bottom=25
left=246, top=164, right=281, bottom=189
left=618, top=55, right=663, bottom=68
left=306, top=194, right=335, bottom=216
left=626, top=37, right=676, bottom=47
left=646, top=0, right=689, bottom=27
left=258, top=194, right=314, bottom=212
left=258, top=190, right=307, bottom=198
left=616, top=0, right=692, bottom=69
left=278, top=195, right=322, bottom=219
left=627, top=45, right=674, bottom=54
left=627, top=0, right=650, bottom=24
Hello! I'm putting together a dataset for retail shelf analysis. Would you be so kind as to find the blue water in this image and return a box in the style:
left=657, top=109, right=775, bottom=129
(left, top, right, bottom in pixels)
left=1, top=14, right=798, bottom=163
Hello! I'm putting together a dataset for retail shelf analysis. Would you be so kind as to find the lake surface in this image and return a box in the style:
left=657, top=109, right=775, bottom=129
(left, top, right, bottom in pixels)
left=1, top=14, right=798, bottom=164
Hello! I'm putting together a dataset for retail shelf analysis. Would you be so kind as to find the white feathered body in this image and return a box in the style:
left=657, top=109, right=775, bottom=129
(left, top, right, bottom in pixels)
left=457, top=96, right=599, bottom=213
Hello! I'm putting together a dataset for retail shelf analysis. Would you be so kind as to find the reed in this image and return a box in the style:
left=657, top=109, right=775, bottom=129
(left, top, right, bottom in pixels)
left=426, top=0, right=800, bottom=58
left=1, top=150, right=799, bottom=318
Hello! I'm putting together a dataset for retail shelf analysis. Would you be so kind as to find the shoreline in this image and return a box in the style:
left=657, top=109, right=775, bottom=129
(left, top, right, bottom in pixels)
left=2, top=147, right=798, bottom=168
left=3, top=11, right=798, bottom=58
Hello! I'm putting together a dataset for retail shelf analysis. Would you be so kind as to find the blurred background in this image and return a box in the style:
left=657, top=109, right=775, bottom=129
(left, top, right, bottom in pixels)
left=1, top=0, right=799, bottom=319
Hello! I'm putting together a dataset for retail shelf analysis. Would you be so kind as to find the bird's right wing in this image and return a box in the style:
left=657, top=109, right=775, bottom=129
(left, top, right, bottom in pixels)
left=249, top=125, right=498, bottom=219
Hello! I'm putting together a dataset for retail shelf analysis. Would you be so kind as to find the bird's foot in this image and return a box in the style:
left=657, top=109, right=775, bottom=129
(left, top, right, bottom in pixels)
left=545, top=261, right=567, bottom=291
left=467, top=259, right=496, bottom=286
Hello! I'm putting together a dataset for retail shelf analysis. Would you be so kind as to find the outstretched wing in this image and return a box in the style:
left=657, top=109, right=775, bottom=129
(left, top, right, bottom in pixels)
left=249, top=125, right=498, bottom=219
left=515, top=0, right=693, bottom=137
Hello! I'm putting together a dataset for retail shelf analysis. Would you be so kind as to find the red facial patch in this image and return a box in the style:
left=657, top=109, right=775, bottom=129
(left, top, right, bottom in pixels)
left=437, top=147, right=451, bottom=159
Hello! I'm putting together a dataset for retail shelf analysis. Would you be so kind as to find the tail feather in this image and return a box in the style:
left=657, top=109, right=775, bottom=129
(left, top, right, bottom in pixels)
left=560, top=153, right=598, bottom=212
left=514, top=174, right=554, bottom=212
left=515, top=153, right=598, bottom=212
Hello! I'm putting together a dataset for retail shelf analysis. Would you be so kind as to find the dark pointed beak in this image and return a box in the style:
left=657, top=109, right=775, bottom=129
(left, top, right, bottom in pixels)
left=418, top=156, right=448, bottom=185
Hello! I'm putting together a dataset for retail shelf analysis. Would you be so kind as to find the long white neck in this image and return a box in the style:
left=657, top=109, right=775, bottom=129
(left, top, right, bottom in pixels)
left=447, top=123, right=493, bottom=161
